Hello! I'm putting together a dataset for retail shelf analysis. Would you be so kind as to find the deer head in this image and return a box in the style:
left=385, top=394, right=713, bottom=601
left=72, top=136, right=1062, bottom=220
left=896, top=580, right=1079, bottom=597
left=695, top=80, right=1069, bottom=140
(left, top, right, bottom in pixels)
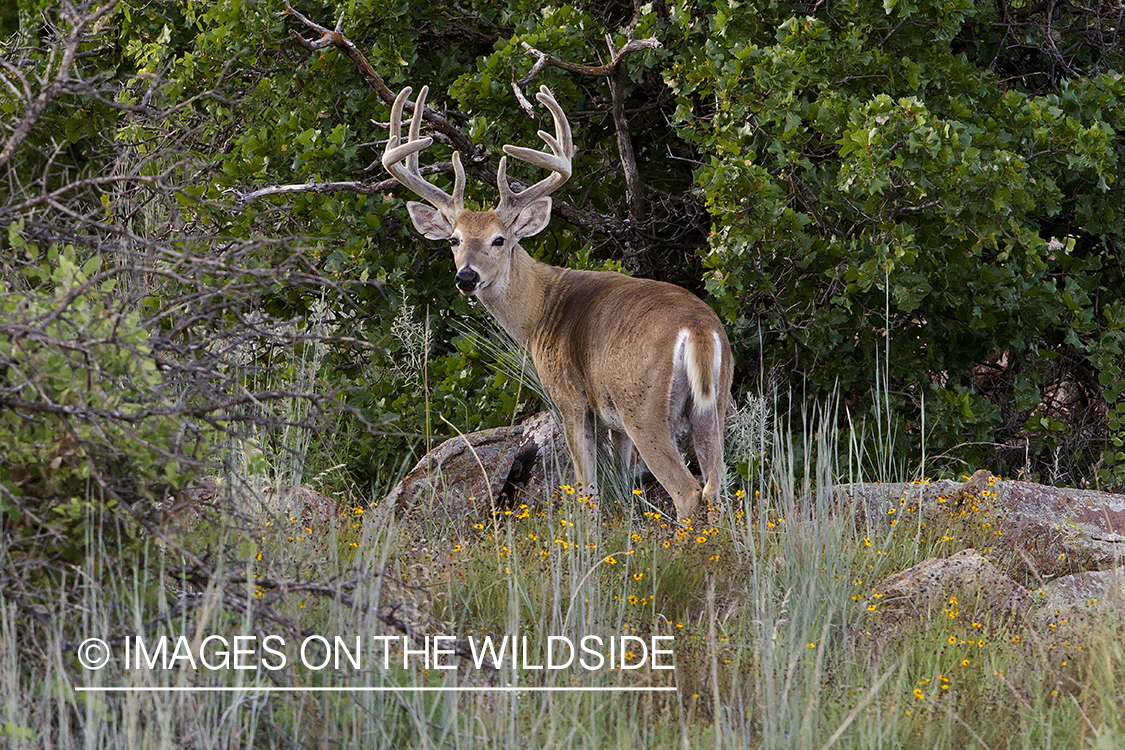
left=381, top=85, right=574, bottom=297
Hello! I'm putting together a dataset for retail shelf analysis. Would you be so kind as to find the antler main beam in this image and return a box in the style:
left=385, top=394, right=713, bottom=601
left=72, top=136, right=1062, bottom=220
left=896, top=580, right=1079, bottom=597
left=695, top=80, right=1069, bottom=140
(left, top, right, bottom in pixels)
left=495, top=86, right=575, bottom=223
left=382, top=86, right=465, bottom=222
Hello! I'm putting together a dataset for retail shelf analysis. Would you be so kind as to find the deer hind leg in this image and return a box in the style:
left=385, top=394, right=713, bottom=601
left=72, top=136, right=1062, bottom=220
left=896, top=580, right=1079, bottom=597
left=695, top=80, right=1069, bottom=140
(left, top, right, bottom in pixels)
left=681, top=327, right=728, bottom=521
left=620, top=392, right=701, bottom=524
left=619, top=328, right=709, bottom=524
left=627, top=428, right=702, bottom=524
left=559, top=407, right=598, bottom=501
left=692, top=405, right=726, bottom=518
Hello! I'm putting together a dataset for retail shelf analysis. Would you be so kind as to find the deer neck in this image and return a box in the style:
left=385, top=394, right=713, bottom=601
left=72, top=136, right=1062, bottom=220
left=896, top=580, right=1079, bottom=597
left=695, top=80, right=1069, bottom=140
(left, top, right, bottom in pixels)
left=476, top=243, right=558, bottom=347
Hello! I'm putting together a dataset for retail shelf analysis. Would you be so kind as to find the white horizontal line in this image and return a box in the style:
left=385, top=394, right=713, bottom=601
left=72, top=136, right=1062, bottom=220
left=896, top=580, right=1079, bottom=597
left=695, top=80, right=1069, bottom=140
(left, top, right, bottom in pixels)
left=76, top=686, right=677, bottom=693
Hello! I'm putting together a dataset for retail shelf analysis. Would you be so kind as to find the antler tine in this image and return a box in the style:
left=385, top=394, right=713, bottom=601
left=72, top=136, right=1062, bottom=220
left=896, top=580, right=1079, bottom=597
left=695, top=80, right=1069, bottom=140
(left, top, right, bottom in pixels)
left=495, top=85, right=574, bottom=223
left=382, top=85, right=464, bottom=221
left=533, top=85, right=574, bottom=159
left=404, top=85, right=427, bottom=174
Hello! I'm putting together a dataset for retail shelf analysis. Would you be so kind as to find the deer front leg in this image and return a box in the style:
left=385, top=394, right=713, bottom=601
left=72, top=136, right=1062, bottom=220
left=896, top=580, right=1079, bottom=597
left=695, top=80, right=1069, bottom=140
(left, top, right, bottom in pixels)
left=559, top=407, right=598, bottom=502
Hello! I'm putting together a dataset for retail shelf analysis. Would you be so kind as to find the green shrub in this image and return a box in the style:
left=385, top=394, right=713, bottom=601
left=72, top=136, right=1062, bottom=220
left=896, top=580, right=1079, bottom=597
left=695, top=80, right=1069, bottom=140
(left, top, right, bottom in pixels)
left=1, top=237, right=203, bottom=565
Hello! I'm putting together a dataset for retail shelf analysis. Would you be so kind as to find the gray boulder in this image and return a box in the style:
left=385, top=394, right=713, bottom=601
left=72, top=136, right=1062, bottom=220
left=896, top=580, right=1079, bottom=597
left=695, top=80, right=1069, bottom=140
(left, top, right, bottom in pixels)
left=833, top=469, right=1125, bottom=580
left=379, top=411, right=571, bottom=530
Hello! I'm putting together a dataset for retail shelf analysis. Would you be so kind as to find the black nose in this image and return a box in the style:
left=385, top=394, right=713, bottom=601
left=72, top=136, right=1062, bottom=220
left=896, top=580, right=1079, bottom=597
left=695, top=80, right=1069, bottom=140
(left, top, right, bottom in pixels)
left=455, top=267, right=479, bottom=294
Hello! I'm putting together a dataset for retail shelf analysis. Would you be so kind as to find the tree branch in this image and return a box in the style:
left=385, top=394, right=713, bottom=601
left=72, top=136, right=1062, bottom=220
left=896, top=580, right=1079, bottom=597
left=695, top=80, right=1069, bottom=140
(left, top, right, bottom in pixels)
left=283, top=1, right=478, bottom=159
left=0, top=0, right=122, bottom=167
left=228, top=174, right=426, bottom=206
left=515, top=37, right=662, bottom=83
left=516, top=30, right=661, bottom=245
left=610, top=65, right=645, bottom=231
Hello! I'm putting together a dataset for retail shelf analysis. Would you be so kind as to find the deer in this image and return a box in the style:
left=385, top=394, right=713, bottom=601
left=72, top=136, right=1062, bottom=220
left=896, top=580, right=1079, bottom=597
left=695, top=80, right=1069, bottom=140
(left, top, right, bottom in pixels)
left=381, top=84, right=733, bottom=524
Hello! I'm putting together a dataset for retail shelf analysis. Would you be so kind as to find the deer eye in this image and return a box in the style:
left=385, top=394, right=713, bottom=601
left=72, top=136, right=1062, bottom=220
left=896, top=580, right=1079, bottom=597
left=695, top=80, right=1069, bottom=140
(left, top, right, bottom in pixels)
left=449, top=236, right=460, bottom=247
left=491, top=236, right=505, bottom=248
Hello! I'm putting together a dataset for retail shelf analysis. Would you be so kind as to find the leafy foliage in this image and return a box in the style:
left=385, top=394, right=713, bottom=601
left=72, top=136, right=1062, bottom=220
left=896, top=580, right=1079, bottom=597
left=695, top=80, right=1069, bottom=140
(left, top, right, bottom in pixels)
left=3, top=0, right=1124, bottom=546
left=666, top=0, right=1125, bottom=485
left=1, top=239, right=199, bottom=563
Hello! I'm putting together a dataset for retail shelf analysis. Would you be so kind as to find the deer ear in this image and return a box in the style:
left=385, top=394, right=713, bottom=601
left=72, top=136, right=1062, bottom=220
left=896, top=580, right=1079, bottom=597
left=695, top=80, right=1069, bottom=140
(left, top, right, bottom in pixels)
left=511, top=197, right=552, bottom=240
left=407, top=201, right=454, bottom=240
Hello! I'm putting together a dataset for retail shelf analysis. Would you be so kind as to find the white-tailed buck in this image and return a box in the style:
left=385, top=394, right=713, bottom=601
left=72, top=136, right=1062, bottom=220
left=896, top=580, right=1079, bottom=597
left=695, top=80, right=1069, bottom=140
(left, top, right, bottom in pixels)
left=382, top=84, right=733, bottom=523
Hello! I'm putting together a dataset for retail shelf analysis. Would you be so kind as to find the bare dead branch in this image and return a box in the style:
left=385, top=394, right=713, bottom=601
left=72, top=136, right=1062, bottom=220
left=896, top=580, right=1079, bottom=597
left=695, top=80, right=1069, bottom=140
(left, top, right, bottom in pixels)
left=0, top=0, right=122, bottom=167
left=610, top=66, right=645, bottom=231
left=227, top=176, right=404, bottom=206
left=515, top=37, right=662, bottom=83
left=511, top=80, right=536, bottom=117
left=283, top=1, right=473, bottom=155
left=513, top=30, right=661, bottom=242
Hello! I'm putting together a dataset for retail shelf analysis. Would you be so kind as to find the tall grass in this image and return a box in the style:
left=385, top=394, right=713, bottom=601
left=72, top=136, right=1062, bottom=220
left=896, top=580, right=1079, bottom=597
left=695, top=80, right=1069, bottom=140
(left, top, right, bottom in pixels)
left=4, top=340, right=1122, bottom=748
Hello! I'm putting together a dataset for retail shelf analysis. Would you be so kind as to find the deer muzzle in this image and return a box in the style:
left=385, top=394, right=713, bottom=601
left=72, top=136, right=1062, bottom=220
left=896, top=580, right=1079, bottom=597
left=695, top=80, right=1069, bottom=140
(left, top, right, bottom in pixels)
left=455, top=267, right=480, bottom=295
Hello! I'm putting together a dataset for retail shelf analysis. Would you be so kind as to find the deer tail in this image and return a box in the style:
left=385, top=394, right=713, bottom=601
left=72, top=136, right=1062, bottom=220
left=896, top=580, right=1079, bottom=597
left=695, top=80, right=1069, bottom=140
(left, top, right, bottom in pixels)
left=676, top=328, right=722, bottom=416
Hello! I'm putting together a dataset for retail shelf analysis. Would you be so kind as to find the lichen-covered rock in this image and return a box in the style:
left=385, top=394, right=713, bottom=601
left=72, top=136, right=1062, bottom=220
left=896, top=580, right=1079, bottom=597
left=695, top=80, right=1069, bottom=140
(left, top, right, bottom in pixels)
left=378, top=411, right=571, bottom=530
left=828, top=478, right=970, bottom=527
left=1031, top=567, right=1125, bottom=634
left=868, top=548, right=1031, bottom=630
left=176, top=476, right=342, bottom=531
left=1022, top=568, right=1125, bottom=670
left=963, top=471, right=1125, bottom=579
left=832, top=470, right=1125, bottom=580
left=261, top=484, right=341, bottom=524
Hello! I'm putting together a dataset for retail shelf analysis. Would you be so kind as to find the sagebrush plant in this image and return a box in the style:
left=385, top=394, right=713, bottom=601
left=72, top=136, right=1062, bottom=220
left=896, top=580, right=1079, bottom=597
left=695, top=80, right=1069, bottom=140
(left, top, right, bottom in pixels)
left=388, top=294, right=432, bottom=389
left=725, top=392, right=772, bottom=481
